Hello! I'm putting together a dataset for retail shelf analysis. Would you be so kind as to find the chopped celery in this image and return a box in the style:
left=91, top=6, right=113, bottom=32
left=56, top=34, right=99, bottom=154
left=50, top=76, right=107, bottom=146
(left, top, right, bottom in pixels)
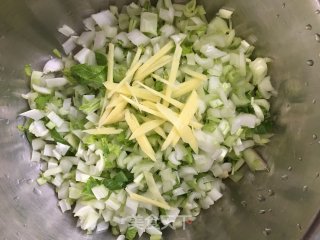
left=140, top=12, right=158, bottom=35
left=21, top=0, right=275, bottom=238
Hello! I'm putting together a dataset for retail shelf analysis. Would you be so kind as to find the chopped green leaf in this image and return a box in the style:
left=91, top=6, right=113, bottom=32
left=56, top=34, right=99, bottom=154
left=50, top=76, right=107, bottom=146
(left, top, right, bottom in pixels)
left=100, top=170, right=111, bottom=179
left=82, top=177, right=101, bottom=199
left=79, top=98, right=101, bottom=114
left=154, top=81, right=164, bottom=92
left=82, top=135, right=97, bottom=145
left=18, top=118, right=33, bottom=133
left=129, top=18, right=139, bottom=33
left=254, top=118, right=273, bottom=134
left=185, top=147, right=194, bottom=165
left=113, top=64, right=127, bottom=83
left=24, top=64, right=32, bottom=77
left=202, top=121, right=217, bottom=132
left=17, top=125, right=25, bottom=132
left=49, top=128, right=69, bottom=145
left=95, top=51, right=107, bottom=66
left=229, top=37, right=242, bottom=49
left=186, top=179, right=201, bottom=192
left=34, top=95, right=53, bottom=110
left=111, top=226, right=120, bottom=236
left=126, top=227, right=138, bottom=240
left=167, top=161, right=178, bottom=170
left=181, top=42, right=194, bottom=55
left=53, top=48, right=62, bottom=58
left=105, top=158, right=117, bottom=169
left=69, top=118, right=86, bottom=130
left=103, top=170, right=133, bottom=190
left=70, top=64, right=107, bottom=88
left=236, top=105, right=254, bottom=114
left=97, top=138, right=122, bottom=156
left=107, top=144, right=122, bottom=156
left=114, top=131, right=134, bottom=148
left=63, top=68, right=77, bottom=84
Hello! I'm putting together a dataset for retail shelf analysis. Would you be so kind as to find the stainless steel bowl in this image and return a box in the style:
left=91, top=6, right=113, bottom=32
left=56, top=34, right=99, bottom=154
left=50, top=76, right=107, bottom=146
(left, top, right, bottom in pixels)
left=1, top=0, right=320, bottom=239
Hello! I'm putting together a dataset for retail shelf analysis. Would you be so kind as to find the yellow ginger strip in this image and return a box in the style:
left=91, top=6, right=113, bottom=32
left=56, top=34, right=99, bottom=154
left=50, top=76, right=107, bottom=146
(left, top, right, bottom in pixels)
left=157, top=104, right=197, bottom=151
left=152, top=74, right=175, bottom=88
left=164, top=44, right=182, bottom=106
left=121, top=94, right=202, bottom=129
left=106, top=48, right=142, bottom=98
left=170, top=131, right=181, bottom=147
left=176, top=91, right=199, bottom=127
left=172, top=78, right=203, bottom=98
left=106, top=43, right=115, bottom=85
left=136, top=82, right=184, bottom=109
left=100, top=43, right=115, bottom=118
left=83, top=127, right=123, bottom=135
left=140, top=101, right=157, bottom=110
left=131, top=47, right=143, bottom=67
left=189, top=120, right=203, bottom=129
left=121, top=95, right=163, bottom=118
left=157, top=110, right=201, bottom=131
left=130, top=119, right=165, bottom=140
left=153, top=128, right=167, bottom=139
left=127, top=191, right=171, bottom=210
left=144, top=171, right=170, bottom=205
left=100, top=101, right=127, bottom=125
left=99, top=94, right=121, bottom=127
left=105, top=83, right=160, bottom=102
left=125, top=110, right=156, bottom=161
left=172, top=92, right=200, bottom=147
left=124, top=82, right=141, bottom=112
left=181, top=67, right=207, bottom=81
left=141, top=116, right=167, bottom=139
left=134, top=41, right=174, bottom=81
left=108, top=61, right=142, bottom=98
left=134, top=55, right=172, bottom=81
left=156, top=91, right=199, bottom=152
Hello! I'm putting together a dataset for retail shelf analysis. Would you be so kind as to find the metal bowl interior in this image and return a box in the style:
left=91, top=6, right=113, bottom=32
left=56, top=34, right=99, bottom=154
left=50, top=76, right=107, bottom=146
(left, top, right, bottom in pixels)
left=0, top=0, right=320, bottom=239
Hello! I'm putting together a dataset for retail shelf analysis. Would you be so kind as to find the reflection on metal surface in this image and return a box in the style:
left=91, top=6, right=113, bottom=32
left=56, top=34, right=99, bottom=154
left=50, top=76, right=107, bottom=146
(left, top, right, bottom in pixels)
left=1, top=0, right=320, bottom=239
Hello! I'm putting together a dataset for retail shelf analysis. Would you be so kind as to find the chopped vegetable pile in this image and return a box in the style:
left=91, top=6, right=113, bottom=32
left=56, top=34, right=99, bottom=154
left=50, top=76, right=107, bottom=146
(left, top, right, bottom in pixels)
left=20, top=0, right=276, bottom=239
